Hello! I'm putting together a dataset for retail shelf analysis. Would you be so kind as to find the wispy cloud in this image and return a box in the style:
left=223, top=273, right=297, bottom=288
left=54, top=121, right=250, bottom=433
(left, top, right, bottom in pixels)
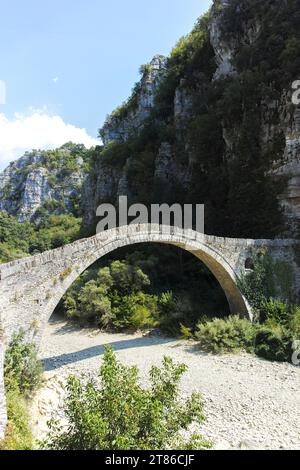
left=52, top=77, right=59, bottom=84
left=0, top=110, right=99, bottom=170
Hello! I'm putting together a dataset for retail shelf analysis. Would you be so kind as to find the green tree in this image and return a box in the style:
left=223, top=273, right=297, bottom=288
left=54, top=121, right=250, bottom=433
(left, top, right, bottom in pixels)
left=4, top=331, right=43, bottom=395
left=42, top=348, right=210, bottom=450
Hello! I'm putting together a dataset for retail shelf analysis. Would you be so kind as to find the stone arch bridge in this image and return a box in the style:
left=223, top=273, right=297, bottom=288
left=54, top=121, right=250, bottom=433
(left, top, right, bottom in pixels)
left=0, top=224, right=300, bottom=438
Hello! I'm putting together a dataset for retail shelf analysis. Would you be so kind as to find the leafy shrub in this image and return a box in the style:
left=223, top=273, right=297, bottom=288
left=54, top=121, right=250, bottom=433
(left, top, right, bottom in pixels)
left=261, top=299, right=300, bottom=336
left=254, top=328, right=293, bottom=363
left=238, top=254, right=277, bottom=314
left=113, top=293, right=159, bottom=330
left=0, top=389, right=32, bottom=450
left=1, top=331, right=43, bottom=450
left=42, top=347, right=210, bottom=450
left=260, top=299, right=291, bottom=326
left=195, top=316, right=256, bottom=354
left=75, top=281, right=112, bottom=325
left=63, top=259, right=156, bottom=331
left=0, top=211, right=35, bottom=262
left=31, top=214, right=82, bottom=252
left=4, top=330, right=43, bottom=396
left=237, top=254, right=300, bottom=363
left=110, top=260, right=151, bottom=295
left=158, top=291, right=181, bottom=335
left=158, top=293, right=198, bottom=336
left=290, top=305, right=300, bottom=337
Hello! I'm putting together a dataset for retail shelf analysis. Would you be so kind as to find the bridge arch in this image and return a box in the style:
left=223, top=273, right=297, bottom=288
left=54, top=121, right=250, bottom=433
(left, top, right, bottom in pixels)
left=0, top=225, right=254, bottom=350
left=40, top=226, right=252, bottom=339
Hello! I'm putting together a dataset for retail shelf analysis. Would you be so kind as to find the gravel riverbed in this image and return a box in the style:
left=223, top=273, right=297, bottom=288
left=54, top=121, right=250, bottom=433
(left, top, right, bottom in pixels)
left=30, top=315, right=300, bottom=450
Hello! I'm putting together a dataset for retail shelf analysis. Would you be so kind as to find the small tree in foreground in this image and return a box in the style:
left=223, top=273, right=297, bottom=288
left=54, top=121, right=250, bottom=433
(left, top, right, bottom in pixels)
left=1, top=330, right=43, bottom=450
left=42, top=348, right=211, bottom=450
left=4, top=330, right=43, bottom=395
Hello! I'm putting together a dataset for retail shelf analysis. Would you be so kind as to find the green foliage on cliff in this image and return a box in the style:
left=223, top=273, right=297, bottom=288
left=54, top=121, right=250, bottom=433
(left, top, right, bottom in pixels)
left=92, top=1, right=300, bottom=239
left=155, top=13, right=215, bottom=118
left=22, top=143, right=92, bottom=174
left=222, top=0, right=300, bottom=85
left=0, top=212, right=35, bottom=261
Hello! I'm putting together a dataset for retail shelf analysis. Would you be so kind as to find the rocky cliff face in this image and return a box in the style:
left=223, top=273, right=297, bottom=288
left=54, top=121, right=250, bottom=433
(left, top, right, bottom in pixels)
left=0, top=144, right=89, bottom=222
left=1, top=0, right=299, bottom=238
left=208, top=0, right=300, bottom=235
left=101, top=55, right=167, bottom=145
left=83, top=0, right=300, bottom=238
left=272, top=105, right=300, bottom=235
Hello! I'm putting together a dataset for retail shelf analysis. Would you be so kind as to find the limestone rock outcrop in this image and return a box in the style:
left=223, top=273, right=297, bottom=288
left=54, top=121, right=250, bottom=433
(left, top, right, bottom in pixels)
left=0, top=145, right=88, bottom=221
left=1, top=0, right=300, bottom=238
left=101, top=55, right=167, bottom=145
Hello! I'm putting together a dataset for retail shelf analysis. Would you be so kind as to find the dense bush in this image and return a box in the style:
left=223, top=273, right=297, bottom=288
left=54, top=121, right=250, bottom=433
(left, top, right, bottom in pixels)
left=195, top=308, right=299, bottom=362
left=0, top=211, right=82, bottom=263
left=254, top=328, right=293, bottom=363
left=158, top=292, right=196, bottom=336
left=63, top=259, right=157, bottom=331
left=111, top=293, right=159, bottom=330
left=0, top=212, right=35, bottom=262
left=237, top=255, right=300, bottom=363
left=194, top=298, right=300, bottom=363
left=4, top=331, right=43, bottom=395
left=1, top=331, right=43, bottom=450
left=261, top=299, right=300, bottom=336
left=42, top=347, right=210, bottom=450
left=237, top=254, right=282, bottom=314
left=0, top=389, right=33, bottom=450
left=252, top=300, right=300, bottom=362
left=61, top=248, right=230, bottom=335
left=195, top=316, right=256, bottom=354
left=30, top=214, right=82, bottom=252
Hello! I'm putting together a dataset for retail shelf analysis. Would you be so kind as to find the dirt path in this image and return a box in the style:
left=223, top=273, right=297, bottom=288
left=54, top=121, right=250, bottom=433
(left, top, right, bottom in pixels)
left=30, top=315, right=300, bottom=450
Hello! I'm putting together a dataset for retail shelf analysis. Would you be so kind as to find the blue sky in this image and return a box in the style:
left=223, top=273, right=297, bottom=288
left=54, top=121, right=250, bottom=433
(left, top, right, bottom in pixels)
left=0, top=0, right=212, bottom=168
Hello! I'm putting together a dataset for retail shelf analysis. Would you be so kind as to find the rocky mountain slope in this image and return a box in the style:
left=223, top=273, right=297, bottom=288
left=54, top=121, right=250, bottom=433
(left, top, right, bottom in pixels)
left=0, top=143, right=90, bottom=221
left=1, top=0, right=300, bottom=239
left=82, top=0, right=300, bottom=238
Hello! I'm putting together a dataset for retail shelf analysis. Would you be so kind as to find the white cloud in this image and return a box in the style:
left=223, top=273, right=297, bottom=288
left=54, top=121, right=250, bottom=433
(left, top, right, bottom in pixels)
left=0, top=111, right=99, bottom=170
left=52, top=77, right=59, bottom=84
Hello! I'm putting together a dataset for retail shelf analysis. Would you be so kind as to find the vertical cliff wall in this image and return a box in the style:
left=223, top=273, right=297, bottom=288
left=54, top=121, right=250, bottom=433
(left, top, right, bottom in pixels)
left=83, top=0, right=300, bottom=239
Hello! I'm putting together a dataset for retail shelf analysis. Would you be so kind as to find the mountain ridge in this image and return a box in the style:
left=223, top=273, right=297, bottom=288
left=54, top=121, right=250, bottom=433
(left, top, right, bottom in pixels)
left=1, top=0, right=300, bottom=239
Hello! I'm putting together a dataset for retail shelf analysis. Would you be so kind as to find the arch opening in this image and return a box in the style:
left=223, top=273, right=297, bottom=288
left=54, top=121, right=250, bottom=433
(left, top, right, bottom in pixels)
left=51, top=243, right=232, bottom=334
left=41, top=228, right=251, bottom=342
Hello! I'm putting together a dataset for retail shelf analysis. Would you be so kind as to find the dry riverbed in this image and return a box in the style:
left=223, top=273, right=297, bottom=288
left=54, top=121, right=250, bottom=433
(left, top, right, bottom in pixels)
left=30, top=315, right=300, bottom=450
